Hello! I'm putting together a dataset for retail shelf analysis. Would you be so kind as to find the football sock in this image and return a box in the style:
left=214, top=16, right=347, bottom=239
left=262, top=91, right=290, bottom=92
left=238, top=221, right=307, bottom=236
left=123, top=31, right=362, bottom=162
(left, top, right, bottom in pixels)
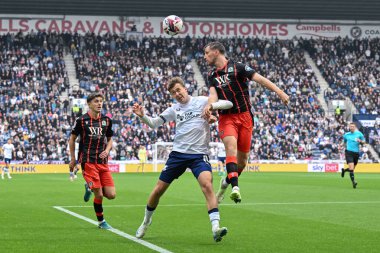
left=226, top=156, right=238, bottom=188
left=208, top=208, right=220, bottom=231
left=144, top=205, right=156, bottom=223
left=349, top=171, right=355, bottom=183
left=94, top=198, right=104, bottom=222
left=221, top=178, right=229, bottom=189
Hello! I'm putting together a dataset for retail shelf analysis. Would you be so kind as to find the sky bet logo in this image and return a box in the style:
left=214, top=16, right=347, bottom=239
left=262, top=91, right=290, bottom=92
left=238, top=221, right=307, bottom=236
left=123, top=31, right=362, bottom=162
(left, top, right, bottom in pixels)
left=311, top=164, right=324, bottom=172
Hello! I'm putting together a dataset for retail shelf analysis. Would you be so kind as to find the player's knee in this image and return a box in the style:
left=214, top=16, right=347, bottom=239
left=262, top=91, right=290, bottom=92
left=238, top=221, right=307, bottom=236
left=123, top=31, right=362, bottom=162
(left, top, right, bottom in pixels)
left=95, top=193, right=104, bottom=200
left=105, top=192, right=116, bottom=199
left=200, top=181, right=213, bottom=193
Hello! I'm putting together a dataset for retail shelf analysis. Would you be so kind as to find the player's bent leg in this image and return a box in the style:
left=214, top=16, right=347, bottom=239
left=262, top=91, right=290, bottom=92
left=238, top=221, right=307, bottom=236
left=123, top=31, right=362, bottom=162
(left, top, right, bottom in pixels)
left=91, top=188, right=111, bottom=229
left=103, top=186, right=116, bottom=200
left=216, top=177, right=228, bottom=203
left=136, top=180, right=170, bottom=239
left=197, top=171, right=218, bottom=210
left=237, top=150, right=249, bottom=176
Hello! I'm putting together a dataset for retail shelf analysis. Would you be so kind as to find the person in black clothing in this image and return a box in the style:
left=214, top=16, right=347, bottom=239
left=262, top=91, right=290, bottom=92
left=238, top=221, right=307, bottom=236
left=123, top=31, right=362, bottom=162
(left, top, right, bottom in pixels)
left=68, top=92, right=115, bottom=229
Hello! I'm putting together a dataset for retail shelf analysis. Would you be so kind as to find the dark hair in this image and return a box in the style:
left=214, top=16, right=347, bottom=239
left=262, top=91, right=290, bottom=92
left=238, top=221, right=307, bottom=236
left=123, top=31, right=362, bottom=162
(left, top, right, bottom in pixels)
left=87, top=92, right=104, bottom=103
left=204, top=41, right=226, bottom=55
left=167, top=77, right=185, bottom=92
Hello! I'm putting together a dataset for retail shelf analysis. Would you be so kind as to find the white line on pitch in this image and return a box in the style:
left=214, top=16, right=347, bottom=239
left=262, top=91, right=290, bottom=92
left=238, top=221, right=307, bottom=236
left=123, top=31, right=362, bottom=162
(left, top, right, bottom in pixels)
left=53, top=206, right=173, bottom=253
left=58, top=201, right=380, bottom=208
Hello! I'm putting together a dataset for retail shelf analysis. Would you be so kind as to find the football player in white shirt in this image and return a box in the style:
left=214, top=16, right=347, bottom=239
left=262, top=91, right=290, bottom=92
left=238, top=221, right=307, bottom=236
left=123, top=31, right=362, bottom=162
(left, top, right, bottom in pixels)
left=2, top=139, right=15, bottom=179
left=133, top=77, right=233, bottom=242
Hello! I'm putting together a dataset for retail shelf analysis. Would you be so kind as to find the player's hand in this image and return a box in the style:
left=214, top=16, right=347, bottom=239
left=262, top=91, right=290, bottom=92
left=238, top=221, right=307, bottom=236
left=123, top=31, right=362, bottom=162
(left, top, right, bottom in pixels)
left=202, top=104, right=213, bottom=119
left=69, top=159, right=76, bottom=172
left=99, top=150, right=109, bottom=159
left=132, top=103, right=145, bottom=117
left=207, top=115, right=217, bottom=124
left=278, top=91, right=290, bottom=105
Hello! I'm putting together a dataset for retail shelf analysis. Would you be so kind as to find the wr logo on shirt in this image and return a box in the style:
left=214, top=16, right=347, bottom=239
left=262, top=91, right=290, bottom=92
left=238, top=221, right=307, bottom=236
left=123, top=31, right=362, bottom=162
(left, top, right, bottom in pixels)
left=215, top=75, right=230, bottom=87
left=89, top=127, right=103, bottom=136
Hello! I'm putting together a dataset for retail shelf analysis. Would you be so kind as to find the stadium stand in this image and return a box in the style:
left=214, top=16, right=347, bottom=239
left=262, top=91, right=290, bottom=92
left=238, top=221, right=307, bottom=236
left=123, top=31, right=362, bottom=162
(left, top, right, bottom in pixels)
left=0, top=33, right=378, bottom=161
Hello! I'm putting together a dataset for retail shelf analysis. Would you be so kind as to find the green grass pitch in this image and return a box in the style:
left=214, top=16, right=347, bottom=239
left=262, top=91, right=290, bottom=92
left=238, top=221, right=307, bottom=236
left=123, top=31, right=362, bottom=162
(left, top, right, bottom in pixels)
left=1, top=172, right=380, bottom=253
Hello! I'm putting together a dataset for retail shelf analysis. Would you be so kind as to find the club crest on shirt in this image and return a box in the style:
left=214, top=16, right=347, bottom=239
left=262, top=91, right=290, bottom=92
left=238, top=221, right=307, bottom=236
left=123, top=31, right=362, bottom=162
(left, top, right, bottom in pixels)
left=102, top=120, right=107, bottom=126
left=245, top=65, right=253, bottom=71
left=228, top=67, right=234, bottom=73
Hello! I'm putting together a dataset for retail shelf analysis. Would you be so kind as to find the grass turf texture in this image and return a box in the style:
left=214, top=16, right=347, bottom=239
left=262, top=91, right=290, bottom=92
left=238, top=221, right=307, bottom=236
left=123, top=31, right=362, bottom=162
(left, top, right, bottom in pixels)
left=1, top=172, right=380, bottom=253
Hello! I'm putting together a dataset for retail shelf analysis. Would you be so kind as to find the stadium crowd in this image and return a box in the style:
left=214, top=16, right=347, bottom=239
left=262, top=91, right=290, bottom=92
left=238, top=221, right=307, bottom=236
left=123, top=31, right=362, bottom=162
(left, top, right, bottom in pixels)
left=0, top=32, right=378, bottom=162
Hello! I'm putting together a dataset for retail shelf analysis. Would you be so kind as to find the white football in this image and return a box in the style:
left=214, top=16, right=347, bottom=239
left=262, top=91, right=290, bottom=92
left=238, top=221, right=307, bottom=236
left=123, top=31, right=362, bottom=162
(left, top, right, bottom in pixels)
left=162, top=15, right=183, bottom=36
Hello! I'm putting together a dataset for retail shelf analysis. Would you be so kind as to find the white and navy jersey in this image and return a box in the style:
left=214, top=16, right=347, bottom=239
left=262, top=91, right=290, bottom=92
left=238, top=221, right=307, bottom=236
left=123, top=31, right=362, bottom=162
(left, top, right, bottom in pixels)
left=2, top=143, right=15, bottom=159
left=160, top=96, right=210, bottom=155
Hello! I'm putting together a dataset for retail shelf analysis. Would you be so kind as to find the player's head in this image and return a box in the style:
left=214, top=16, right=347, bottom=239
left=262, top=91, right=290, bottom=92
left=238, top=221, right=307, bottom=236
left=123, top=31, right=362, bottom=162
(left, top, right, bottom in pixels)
left=203, top=41, right=226, bottom=66
left=87, top=92, right=104, bottom=114
left=167, top=77, right=189, bottom=104
left=7, top=139, right=12, bottom=144
left=349, top=122, right=357, bottom=132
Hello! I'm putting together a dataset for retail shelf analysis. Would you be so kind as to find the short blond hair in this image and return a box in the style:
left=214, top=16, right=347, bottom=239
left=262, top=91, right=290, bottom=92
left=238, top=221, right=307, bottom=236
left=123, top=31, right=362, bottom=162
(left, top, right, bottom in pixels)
left=167, top=77, right=185, bottom=92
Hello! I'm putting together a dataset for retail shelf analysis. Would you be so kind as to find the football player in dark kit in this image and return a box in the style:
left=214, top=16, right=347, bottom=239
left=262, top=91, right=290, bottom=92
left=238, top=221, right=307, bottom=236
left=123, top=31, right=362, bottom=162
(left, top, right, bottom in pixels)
left=69, top=92, right=115, bottom=229
left=203, top=41, right=289, bottom=203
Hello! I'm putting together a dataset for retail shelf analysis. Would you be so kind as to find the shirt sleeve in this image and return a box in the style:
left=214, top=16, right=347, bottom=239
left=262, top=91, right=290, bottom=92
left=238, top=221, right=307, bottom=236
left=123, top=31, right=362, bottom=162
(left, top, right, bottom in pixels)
left=236, top=62, right=256, bottom=80
left=343, top=134, right=347, bottom=143
left=106, top=118, right=113, bottom=137
left=159, top=107, right=176, bottom=122
left=71, top=117, right=82, bottom=136
left=359, top=133, right=365, bottom=141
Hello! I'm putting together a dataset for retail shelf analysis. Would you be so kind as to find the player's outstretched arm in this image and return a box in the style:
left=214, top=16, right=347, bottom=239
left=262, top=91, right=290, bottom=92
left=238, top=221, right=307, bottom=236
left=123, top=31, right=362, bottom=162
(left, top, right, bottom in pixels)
left=132, top=103, right=145, bottom=117
left=252, top=73, right=289, bottom=105
left=202, top=87, right=219, bottom=118
left=133, top=103, right=166, bottom=129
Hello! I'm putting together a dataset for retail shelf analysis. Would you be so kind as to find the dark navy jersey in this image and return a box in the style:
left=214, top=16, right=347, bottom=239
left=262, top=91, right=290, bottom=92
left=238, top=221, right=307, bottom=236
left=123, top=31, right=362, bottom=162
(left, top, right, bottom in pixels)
left=207, top=60, right=255, bottom=115
left=71, top=113, right=113, bottom=164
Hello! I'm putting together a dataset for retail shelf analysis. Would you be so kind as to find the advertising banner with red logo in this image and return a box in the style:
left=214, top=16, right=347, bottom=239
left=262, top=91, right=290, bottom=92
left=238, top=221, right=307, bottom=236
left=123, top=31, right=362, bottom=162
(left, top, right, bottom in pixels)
left=108, top=164, right=120, bottom=173
left=1, top=15, right=380, bottom=39
left=308, top=163, right=344, bottom=173
left=324, top=163, right=340, bottom=173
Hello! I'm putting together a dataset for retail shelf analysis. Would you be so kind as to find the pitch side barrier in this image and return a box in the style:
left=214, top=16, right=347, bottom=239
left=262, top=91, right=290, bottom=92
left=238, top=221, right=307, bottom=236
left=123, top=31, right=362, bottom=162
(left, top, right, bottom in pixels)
left=0, top=160, right=379, bottom=174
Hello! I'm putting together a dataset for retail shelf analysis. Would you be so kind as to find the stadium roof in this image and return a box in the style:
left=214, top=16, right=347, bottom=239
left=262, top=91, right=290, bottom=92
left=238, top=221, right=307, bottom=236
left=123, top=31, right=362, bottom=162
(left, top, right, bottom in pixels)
left=1, top=0, right=380, bottom=21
